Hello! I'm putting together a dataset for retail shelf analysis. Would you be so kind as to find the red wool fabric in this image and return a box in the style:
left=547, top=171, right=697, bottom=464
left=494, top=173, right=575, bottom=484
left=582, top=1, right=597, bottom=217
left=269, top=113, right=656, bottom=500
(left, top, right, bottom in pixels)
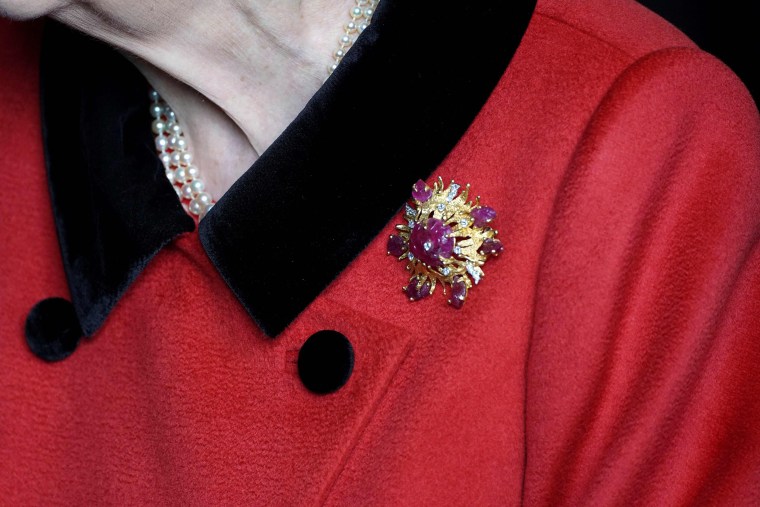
left=2, top=0, right=759, bottom=504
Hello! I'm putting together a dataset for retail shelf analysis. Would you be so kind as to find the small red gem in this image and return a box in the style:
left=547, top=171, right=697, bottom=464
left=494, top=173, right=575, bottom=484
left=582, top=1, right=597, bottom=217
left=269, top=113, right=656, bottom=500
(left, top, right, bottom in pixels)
left=478, top=238, right=504, bottom=256
left=448, top=277, right=467, bottom=309
left=387, top=235, right=407, bottom=257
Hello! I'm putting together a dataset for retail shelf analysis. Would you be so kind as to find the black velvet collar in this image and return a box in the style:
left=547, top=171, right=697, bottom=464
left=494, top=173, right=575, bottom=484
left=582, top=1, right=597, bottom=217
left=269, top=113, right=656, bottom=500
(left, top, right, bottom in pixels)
left=40, top=0, right=537, bottom=338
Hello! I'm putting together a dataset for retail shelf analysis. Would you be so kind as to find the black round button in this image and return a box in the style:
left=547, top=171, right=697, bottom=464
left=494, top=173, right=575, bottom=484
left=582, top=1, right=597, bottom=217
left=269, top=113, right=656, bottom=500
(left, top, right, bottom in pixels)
left=298, top=330, right=354, bottom=394
left=25, top=298, right=83, bottom=362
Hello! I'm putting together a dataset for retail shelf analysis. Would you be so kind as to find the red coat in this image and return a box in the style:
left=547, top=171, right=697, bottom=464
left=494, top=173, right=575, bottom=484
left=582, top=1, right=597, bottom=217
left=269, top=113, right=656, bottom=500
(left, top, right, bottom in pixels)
left=2, top=0, right=759, bottom=504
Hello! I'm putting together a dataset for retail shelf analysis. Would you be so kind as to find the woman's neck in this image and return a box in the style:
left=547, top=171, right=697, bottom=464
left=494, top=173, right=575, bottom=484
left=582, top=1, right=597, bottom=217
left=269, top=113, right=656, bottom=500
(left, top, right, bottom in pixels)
left=51, top=0, right=355, bottom=199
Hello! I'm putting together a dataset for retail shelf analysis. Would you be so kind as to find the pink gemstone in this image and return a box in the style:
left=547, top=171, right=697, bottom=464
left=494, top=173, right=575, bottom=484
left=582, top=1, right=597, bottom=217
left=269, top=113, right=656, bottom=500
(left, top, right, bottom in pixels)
left=404, top=278, right=431, bottom=301
left=409, top=218, right=454, bottom=267
left=412, top=179, right=433, bottom=203
left=471, top=206, right=497, bottom=227
left=478, top=238, right=504, bottom=256
left=449, top=277, right=467, bottom=309
left=387, top=234, right=407, bottom=257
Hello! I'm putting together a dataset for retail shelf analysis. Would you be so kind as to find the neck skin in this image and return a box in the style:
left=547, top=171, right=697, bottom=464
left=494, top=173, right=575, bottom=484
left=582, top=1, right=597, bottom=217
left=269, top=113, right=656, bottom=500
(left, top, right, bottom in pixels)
left=50, top=0, right=355, bottom=199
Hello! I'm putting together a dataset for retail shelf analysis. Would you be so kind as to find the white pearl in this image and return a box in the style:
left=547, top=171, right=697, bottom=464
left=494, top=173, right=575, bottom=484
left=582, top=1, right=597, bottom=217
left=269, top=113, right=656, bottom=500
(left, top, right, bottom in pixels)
left=345, top=22, right=356, bottom=32
left=159, top=153, right=172, bottom=167
left=176, top=138, right=187, bottom=150
left=335, top=48, right=345, bottom=58
left=187, top=166, right=200, bottom=179
left=180, top=152, right=193, bottom=165
left=359, top=23, right=368, bottom=32
left=149, top=104, right=163, bottom=119
left=170, top=152, right=182, bottom=166
left=174, top=167, right=188, bottom=183
left=165, top=110, right=176, bottom=122
left=165, top=168, right=174, bottom=181
left=167, top=136, right=180, bottom=148
left=340, top=35, right=351, bottom=45
left=190, top=179, right=205, bottom=194
left=152, top=119, right=166, bottom=134
left=170, top=124, right=182, bottom=135
left=149, top=90, right=160, bottom=102
left=174, top=185, right=182, bottom=198
left=365, top=8, right=373, bottom=16
left=189, top=197, right=207, bottom=216
left=155, top=137, right=168, bottom=151
left=351, top=6, right=362, bottom=17
left=197, top=192, right=212, bottom=206
left=181, top=183, right=195, bottom=199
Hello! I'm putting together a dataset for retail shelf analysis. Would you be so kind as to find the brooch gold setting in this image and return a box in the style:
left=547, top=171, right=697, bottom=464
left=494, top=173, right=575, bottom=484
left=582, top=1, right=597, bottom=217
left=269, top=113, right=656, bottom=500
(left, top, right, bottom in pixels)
left=387, top=177, right=504, bottom=309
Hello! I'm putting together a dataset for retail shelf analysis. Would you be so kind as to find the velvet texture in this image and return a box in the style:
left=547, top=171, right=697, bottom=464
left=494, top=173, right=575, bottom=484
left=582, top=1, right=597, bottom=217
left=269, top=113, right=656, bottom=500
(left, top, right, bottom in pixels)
left=40, top=21, right=195, bottom=338
left=1, top=0, right=760, bottom=504
left=24, top=297, right=82, bottom=361
left=298, top=330, right=355, bottom=394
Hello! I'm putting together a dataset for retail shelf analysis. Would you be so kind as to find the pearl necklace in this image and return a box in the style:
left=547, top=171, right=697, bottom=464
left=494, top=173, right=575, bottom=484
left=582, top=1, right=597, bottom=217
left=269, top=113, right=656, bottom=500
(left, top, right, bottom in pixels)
left=150, top=0, right=379, bottom=221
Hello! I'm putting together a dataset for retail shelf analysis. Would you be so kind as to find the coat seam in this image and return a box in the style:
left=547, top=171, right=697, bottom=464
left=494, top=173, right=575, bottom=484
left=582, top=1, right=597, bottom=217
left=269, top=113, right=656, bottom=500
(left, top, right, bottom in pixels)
left=316, top=339, right=416, bottom=506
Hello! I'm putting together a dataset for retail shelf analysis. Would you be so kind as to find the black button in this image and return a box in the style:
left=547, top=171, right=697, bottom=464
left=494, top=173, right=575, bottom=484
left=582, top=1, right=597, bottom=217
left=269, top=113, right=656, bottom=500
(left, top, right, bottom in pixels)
left=25, top=298, right=83, bottom=362
left=298, top=330, right=354, bottom=394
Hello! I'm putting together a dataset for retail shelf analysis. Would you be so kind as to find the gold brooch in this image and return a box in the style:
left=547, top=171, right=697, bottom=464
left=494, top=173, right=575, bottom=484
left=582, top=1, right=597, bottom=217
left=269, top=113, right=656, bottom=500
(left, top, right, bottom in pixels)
left=387, top=177, right=504, bottom=308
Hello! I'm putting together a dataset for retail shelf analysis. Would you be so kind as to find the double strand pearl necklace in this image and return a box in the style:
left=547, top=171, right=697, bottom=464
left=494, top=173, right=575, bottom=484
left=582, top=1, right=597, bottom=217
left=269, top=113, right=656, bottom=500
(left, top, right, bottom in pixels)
left=150, top=0, right=378, bottom=221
